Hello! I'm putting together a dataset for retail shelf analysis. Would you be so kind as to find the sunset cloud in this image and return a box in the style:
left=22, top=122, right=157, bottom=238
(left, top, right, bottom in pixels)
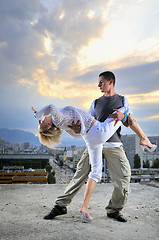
left=126, top=90, right=159, bottom=105
left=148, top=115, right=159, bottom=120
left=31, top=68, right=99, bottom=102
left=0, top=0, right=159, bottom=136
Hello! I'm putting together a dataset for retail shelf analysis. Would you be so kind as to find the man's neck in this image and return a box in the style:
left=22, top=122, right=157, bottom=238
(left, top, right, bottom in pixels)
left=104, top=89, right=116, bottom=97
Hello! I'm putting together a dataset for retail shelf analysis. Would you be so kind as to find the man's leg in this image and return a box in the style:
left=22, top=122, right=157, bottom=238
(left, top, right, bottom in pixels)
left=44, top=148, right=91, bottom=219
left=55, top=148, right=91, bottom=206
left=103, top=146, right=131, bottom=222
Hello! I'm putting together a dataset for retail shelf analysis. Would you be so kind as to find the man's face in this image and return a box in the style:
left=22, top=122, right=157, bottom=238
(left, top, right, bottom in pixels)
left=98, top=76, right=111, bottom=93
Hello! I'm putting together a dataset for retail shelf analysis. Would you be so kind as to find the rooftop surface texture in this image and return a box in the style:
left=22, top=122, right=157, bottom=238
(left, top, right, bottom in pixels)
left=0, top=183, right=159, bottom=240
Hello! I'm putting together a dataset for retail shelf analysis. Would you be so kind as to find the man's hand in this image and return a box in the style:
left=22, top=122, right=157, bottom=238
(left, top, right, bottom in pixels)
left=68, top=120, right=81, bottom=133
left=108, top=109, right=125, bottom=126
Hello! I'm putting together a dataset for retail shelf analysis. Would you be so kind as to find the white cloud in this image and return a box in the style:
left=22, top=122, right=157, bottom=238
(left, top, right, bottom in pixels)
left=0, top=0, right=159, bottom=136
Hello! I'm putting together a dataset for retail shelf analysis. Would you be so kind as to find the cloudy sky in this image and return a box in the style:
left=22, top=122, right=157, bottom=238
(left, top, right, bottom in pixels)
left=0, top=0, right=159, bottom=138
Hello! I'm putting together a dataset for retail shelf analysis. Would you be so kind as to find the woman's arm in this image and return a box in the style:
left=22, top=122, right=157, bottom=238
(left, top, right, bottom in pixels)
left=34, top=105, right=82, bottom=138
left=34, top=104, right=64, bottom=126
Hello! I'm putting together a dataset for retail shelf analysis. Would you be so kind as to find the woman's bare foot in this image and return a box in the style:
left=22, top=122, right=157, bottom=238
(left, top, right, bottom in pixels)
left=140, top=136, right=157, bottom=152
left=140, top=136, right=152, bottom=148
left=79, top=206, right=93, bottom=223
left=79, top=206, right=91, bottom=219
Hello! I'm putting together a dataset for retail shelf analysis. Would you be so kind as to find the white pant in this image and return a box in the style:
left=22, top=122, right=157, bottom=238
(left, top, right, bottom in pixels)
left=82, top=119, right=122, bottom=182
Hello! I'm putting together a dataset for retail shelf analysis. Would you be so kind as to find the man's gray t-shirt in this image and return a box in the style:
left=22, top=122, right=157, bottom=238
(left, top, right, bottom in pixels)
left=94, top=94, right=124, bottom=143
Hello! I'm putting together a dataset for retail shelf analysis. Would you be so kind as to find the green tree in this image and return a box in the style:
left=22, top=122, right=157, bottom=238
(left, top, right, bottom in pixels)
left=69, top=157, right=73, bottom=162
left=152, top=158, right=159, bottom=168
left=47, top=173, right=56, bottom=184
left=45, top=164, right=52, bottom=173
left=134, top=154, right=141, bottom=168
left=59, top=160, right=64, bottom=168
left=56, top=154, right=60, bottom=162
left=51, top=170, right=55, bottom=176
left=143, top=160, right=150, bottom=168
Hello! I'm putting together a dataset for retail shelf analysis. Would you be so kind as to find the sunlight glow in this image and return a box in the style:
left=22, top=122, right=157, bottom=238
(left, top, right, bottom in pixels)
left=136, top=38, right=158, bottom=52
left=87, top=9, right=95, bottom=19
left=18, top=78, right=35, bottom=88
left=77, top=21, right=137, bottom=68
left=59, top=11, right=65, bottom=19
left=31, top=19, right=38, bottom=26
left=82, top=101, right=93, bottom=109
left=0, top=41, right=7, bottom=48
left=44, top=34, right=52, bottom=55
left=36, top=51, right=45, bottom=56
left=19, top=78, right=26, bottom=84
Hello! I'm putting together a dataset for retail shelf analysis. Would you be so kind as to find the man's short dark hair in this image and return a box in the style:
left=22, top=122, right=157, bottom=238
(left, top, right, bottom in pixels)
left=99, top=71, right=115, bottom=86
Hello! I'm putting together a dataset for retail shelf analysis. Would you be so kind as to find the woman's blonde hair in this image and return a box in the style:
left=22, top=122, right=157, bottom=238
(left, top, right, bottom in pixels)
left=37, top=123, right=62, bottom=149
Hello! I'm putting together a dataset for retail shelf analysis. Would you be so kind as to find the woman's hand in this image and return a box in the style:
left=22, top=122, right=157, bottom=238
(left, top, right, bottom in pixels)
left=68, top=120, right=81, bottom=133
left=32, top=107, right=36, bottom=113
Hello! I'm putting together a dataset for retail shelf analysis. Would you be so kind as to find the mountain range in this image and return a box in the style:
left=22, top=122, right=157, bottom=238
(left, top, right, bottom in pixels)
left=0, top=128, right=85, bottom=147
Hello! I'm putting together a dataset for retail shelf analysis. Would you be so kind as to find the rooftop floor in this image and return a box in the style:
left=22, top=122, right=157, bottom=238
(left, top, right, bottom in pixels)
left=0, top=183, right=159, bottom=240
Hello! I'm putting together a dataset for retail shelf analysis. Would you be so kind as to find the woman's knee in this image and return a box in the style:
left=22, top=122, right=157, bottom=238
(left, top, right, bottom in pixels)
left=89, top=171, right=102, bottom=182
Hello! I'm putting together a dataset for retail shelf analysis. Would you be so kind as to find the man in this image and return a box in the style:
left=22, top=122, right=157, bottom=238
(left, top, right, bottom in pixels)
left=44, top=71, right=131, bottom=222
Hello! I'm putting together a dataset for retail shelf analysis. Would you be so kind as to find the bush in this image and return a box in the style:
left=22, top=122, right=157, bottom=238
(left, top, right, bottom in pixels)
left=143, top=160, right=150, bottom=168
left=134, top=154, right=141, bottom=168
left=59, top=160, right=63, bottom=168
left=152, top=158, right=159, bottom=168
left=51, top=170, right=55, bottom=176
left=45, top=164, right=52, bottom=173
left=47, top=173, right=56, bottom=184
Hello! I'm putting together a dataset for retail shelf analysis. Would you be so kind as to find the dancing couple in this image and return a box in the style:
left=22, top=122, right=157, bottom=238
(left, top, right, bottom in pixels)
left=32, top=82, right=156, bottom=223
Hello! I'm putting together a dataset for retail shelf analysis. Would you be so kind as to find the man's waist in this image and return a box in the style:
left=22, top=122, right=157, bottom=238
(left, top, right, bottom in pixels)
left=103, top=142, right=123, bottom=148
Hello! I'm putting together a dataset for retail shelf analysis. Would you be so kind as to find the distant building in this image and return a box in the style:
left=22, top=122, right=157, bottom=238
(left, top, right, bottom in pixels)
left=22, top=142, right=30, bottom=149
left=0, top=154, right=50, bottom=170
left=121, top=134, right=159, bottom=168
left=142, top=151, right=159, bottom=167
left=63, top=147, right=67, bottom=164
left=0, top=138, right=5, bottom=154
left=72, top=153, right=82, bottom=169
left=121, top=134, right=141, bottom=168
left=0, top=138, right=5, bottom=148
left=66, top=150, right=73, bottom=159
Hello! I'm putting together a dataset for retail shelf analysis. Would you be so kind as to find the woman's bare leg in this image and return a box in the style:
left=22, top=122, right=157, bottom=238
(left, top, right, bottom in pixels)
left=127, top=114, right=152, bottom=148
left=79, top=178, right=96, bottom=219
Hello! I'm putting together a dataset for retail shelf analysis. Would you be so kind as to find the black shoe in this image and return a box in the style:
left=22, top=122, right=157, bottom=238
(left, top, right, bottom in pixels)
left=107, top=212, right=127, bottom=222
left=43, top=204, right=67, bottom=220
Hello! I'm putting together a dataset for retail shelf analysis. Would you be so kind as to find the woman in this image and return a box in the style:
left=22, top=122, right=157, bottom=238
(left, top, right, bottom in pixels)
left=32, top=104, right=156, bottom=223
